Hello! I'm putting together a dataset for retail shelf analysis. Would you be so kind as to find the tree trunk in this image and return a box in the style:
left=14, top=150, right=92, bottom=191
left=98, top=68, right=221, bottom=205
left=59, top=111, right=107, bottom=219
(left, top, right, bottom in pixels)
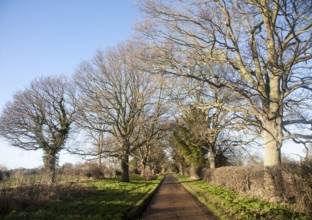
left=43, top=150, right=58, bottom=184
left=261, top=72, right=283, bottom=167
left=262, top=110, right=284, bottom=200
left=209, top=149, right=216, bottom=169
left=121, top=154, right=130, bottom=182
left=141, top=159, right=147, bottom=177
left=132, top=157, right=140, bottom=174
left=97, top=150, right=102, bottom=168
left=179, top=162, right=185, bottom=175
left=264, top=166, right=285, bottom=202
left=48, top=165, right=56, bottom=184
left=262, top=118, right=282, bottom=167
left=189, top=163, right=201, bottom=179
left=97, top=131, right=103, bottom=167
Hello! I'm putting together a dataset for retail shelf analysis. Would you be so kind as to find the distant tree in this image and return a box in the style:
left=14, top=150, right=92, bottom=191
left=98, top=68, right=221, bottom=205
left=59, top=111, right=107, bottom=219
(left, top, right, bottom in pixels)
left=0, top=76, right=75, bottom=183
left=134, top=131, right=168, bottom=177
left=0, top=165, right=9, bottom=181
left=173, top=108, right=209, bottom=179
left=170, top=136, right=187, bottom=175
left=169, top=76, right=241, bottom=169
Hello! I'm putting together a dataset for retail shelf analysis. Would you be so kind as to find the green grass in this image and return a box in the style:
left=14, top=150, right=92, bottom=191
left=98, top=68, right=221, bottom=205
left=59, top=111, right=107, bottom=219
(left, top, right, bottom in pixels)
left=1, top=175, right=163, bottom=220
left=176, top=175, right=311, bottom=220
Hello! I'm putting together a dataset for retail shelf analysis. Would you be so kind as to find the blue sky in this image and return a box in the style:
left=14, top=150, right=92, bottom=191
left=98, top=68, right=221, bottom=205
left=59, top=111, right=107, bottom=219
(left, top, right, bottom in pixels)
left=0, top=0, right=141, bottom=169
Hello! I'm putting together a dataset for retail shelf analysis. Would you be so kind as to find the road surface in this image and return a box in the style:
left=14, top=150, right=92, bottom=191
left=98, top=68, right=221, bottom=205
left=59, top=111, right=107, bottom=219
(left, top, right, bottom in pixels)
left=141, top=174, right=218, bottom=220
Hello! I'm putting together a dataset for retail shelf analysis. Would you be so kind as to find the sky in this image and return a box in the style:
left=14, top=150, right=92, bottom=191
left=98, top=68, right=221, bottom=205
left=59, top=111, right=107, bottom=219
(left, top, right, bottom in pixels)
left=0, top=0, right=141, bottom=169
left=0, top=1, right=307, bottom=170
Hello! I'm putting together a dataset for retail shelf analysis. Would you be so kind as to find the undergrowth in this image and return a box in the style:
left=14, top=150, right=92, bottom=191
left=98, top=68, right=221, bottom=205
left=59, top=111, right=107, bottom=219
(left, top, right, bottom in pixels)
left=176, top=175, right=311, bottom=220
left=0, top=175, right=163, bottom=220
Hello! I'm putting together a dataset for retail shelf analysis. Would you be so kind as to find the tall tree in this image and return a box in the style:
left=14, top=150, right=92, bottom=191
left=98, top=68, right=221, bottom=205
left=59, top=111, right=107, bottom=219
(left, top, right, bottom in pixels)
left=75, top=42, right=168, bottom=182
left=0, top=76, right=75, bottom=183
left=138, top=0, right=312, bottom=167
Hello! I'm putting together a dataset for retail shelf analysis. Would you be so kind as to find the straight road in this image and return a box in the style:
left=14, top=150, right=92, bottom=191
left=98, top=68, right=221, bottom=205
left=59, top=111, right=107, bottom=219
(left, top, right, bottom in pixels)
left=141, top=174, right=218, bottom=220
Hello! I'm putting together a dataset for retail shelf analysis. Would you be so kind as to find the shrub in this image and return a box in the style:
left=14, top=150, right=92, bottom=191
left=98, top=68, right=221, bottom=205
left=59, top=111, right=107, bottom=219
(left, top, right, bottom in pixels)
left=81, top=163, right=104, bottom=179
left=280, top=160, right=312, bottom=215
left=202, top=161, right=312, bottom=216
left=177, top=175, right=309, bottom=220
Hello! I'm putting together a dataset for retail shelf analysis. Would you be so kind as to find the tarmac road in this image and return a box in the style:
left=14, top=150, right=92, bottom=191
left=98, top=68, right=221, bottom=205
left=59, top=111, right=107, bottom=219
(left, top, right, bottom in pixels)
left=141, top=174, right=218, bottom=220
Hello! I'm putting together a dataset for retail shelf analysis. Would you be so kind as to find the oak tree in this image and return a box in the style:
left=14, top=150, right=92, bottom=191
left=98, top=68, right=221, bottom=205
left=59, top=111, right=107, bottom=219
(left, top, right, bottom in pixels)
left=75, top=42, right=168, bottom=182
left=138, top=0, right=312, bottom=166
left=0, top=76, right=75, bottom=183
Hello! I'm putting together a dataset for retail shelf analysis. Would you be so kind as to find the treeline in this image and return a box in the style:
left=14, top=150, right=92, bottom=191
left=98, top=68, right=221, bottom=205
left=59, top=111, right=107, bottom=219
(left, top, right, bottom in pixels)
left=0, top=162, right=127, bottom=184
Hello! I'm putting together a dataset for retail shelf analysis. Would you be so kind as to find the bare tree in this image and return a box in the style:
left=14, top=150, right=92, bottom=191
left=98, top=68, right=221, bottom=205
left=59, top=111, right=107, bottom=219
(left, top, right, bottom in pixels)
left=133, top=121, right=168, bottom=177
left=137, top=0, right=312, bottom=167
left=75, top=42, right=168, bottom=182
left=73, top=95, right=109, bottom=167
left=0, top=76, right=75, bottom=183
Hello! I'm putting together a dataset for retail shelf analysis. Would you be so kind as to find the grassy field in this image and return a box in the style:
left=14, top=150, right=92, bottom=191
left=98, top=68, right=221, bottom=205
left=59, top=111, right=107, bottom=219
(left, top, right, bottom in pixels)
left=0, top=175, right=163, bottom=220
left=176, top=175, right=311, bottom=220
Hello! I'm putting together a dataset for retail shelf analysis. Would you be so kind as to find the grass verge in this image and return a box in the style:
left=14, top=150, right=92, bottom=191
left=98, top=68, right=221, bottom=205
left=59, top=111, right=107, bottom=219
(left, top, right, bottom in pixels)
left=176, top=175, right=311, bottom=220
left=1, top=175, right=164, bottom=220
